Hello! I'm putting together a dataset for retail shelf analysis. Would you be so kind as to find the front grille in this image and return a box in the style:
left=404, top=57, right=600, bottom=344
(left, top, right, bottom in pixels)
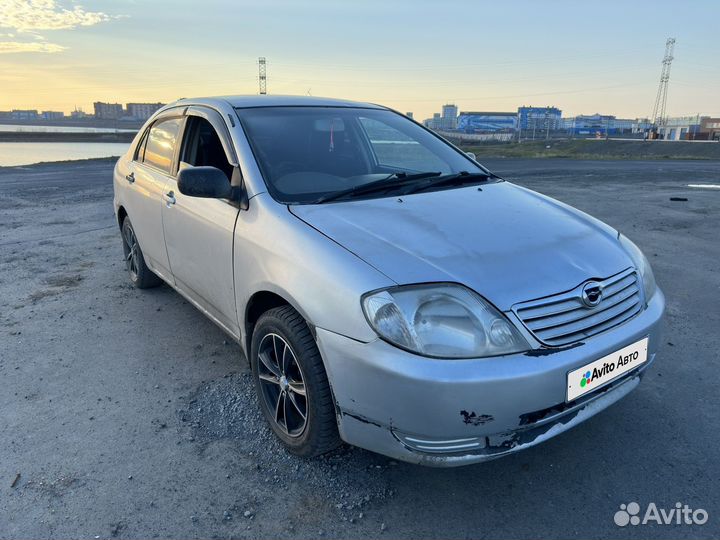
left=513, top=268, right=642, bottom=347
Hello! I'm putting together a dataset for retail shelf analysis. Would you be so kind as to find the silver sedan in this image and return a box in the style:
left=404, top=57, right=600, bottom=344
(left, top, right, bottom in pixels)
left=113, top=95, right=664, bottom=466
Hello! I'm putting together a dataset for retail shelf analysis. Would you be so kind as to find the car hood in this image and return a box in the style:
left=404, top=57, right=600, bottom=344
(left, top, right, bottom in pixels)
left=289, top=182, right=632, bottom=310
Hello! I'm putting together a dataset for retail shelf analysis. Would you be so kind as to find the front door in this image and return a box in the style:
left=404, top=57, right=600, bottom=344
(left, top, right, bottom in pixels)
left=161, top=109, right=241, bottom=336
left=124, top=116, right=183, bottom=280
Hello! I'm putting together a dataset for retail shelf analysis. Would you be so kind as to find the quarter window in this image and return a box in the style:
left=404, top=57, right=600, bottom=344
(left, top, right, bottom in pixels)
left=143, top=117, right=182, bottom=174
left=133, top=128, right=149, bottom=162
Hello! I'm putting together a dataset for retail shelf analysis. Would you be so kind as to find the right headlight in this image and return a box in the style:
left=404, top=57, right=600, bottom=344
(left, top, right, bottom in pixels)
left=619, top=234, right=657, bottom=304
left=362, top=283, right=529, bottom=359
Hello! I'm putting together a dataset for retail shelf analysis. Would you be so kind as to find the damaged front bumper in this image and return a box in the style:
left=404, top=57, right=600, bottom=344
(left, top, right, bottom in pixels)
left=315, top=289, right=664, bottom=467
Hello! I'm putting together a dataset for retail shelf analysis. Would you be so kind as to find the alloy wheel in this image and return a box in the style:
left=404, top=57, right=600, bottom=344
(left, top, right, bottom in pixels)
left=257, top=333, right=308, bottom=437
left=122, top=224, right=139, bottom=280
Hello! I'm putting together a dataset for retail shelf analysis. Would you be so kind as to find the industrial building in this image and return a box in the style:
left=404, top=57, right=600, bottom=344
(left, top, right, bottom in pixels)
left=518, top=106, right=562, bottom=131
left=457, top=112, right=517, bottom=133
left=657, top=115, right=706, bottom=140
left=41, top=111, right=64, bottom=120
left=699, top=118, right=720, bottom=141
left=93, top=102, right=124, bottom=120
left=9, top=109, right=40, bottom=121
left=560, top=114, right=641, bottom=136
left=126, top=102, right=165, bottom=121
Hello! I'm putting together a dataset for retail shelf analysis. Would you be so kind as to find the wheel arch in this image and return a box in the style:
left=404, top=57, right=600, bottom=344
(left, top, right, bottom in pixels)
left=243, top=289, right=316, bottom=358
left=117, top=205, right=128, bottom=229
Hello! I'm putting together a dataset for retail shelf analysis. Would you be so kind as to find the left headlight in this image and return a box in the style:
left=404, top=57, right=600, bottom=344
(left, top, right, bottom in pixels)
left=362, top=283, right=529, bottom=358
left=619, top=234, right=657, bottom=304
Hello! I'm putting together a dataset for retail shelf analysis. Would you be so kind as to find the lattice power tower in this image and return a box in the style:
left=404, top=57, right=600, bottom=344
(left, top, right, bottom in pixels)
left=258, top=57, right=267, bottom=95
left=650, top=38, right=675, bottom=128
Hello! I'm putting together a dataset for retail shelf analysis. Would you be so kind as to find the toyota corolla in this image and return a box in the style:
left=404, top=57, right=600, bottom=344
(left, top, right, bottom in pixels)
left=112, top=95, right=664, bottom=466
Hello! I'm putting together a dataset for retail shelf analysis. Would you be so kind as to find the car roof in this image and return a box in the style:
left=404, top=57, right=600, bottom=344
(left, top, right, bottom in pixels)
left=173, top=95, right=386, bottom=110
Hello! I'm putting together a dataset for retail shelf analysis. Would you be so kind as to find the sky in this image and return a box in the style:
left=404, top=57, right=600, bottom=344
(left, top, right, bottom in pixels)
left=0, top=0, right=718, bottom=121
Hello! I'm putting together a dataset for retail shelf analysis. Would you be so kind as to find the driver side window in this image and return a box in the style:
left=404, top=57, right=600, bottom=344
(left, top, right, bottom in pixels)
left=180, top=116, right=233, bottom=181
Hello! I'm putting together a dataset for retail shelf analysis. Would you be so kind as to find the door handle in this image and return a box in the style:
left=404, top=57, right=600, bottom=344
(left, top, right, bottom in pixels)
left=125, top=172, right=135, bottom=183
left=164, top=191, right=176, bottom=207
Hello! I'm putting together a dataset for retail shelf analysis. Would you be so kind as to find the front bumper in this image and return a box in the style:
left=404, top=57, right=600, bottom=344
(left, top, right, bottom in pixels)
left=316, top=289, right=665, bottom=467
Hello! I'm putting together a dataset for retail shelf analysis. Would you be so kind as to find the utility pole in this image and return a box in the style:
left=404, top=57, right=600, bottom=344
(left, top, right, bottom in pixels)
left=605, top=115, right=610, bottom=140
left=258, top=57, right=267, bottom=95
left=532, top=115, right=536, bottom=140
left=517, top=111, right=522, bottom=142
left=545, top=108, right=550, bottom=140
left=650, top=38, right=675, bottom=135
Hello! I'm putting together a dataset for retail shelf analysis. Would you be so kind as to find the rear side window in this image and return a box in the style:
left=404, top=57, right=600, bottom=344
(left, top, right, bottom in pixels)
left=143, top=118, right=182, bottom=174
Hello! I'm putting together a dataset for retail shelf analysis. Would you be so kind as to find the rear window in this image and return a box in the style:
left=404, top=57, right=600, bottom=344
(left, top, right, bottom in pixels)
left=143, top=117, right=182, bottom=174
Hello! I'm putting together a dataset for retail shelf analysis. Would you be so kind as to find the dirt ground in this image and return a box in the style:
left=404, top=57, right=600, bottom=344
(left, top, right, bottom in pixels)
left=1, top=158, right=718, bottom=539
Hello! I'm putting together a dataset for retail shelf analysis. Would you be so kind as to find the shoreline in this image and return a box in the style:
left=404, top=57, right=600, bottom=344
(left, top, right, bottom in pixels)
left=0, top=156, right=121, bottom=169
left=0, top=131, right=135, bottom=143
left=3, top=154, right=720, bottom=171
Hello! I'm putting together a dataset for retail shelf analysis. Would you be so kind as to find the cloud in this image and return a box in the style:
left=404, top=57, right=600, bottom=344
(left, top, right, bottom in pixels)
left=0, top=40, right=66, bottom=53
left=0, top=0, right=112, bottom=32
left=0, top=1, right=117, bottom=54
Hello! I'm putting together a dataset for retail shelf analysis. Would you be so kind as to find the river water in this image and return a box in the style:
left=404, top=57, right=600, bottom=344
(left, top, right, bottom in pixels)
left=0, top=124, right=133, bottom=167
left=0, top=142, right=129, bottom=167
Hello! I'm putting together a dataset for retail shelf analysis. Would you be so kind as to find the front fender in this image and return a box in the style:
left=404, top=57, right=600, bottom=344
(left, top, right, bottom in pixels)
left=233, top=193, right=394, bottom=354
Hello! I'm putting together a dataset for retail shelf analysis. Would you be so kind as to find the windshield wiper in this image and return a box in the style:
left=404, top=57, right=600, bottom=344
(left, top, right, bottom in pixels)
left=316, top=171, right=442, bottom=203
left=404, top=171, right=492, bottom=195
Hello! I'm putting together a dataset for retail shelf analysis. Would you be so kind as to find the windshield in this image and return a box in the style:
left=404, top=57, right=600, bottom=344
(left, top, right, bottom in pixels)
left=235, top=106, right=487, bottom=204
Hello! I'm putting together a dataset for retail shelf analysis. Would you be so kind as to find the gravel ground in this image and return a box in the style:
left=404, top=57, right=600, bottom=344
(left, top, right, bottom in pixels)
left=0, top=158, right=718, bottom=539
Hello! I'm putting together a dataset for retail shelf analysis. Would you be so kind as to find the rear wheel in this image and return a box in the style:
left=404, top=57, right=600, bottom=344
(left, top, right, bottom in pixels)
left=250, top=305, right=341, bottom=457
left=121, top=217, right=162, bottom=289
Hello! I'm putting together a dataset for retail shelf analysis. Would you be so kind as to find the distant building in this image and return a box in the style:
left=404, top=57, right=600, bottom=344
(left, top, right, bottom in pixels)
left=564, top=113, right=615, bottom=136
left=457, top=111, right=517, bottom=133
left=632, top=118, right=653, bottom=133
left=658, top=115, right=706, bottom=140
left=699, top=117, right=720, bottom=141
left=94, top=102, right=123, bottom=119
left=440, top=104, right=458, bottom=130
left=70, top=107, right=88, bottom=119
left=11, top=109, right=39, bottom=121
left=423, top=112, right=443, bottom=130
left=405, top=112, right=413, bottom=119
left=518, top=106, right=562, bottom=131
left=612, top=118, right=634, bottom=132
left=41, top=111, right=64, bottom=120
left=126, top=102, right=165, bottom=121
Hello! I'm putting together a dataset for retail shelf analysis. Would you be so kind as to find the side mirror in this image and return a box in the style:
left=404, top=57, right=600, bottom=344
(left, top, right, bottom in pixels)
left=466, top=151, right=477, bottom=161
left=177, top=166, right=232, bottom=199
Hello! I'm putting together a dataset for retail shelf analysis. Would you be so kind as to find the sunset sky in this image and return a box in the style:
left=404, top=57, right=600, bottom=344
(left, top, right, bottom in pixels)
left=1, top=0, right=718, bottom=121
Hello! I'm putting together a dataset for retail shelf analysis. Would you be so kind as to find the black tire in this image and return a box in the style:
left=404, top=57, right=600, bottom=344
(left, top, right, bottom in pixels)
left=121, top=217, right=162, bottom=289
left=250, top=305, right=341, bottom=457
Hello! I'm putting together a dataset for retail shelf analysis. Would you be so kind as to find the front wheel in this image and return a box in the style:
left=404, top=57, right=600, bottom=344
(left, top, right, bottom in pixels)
left=121, top=217, right=162, bottom=289
left=250, top=306, right=341, bottom=457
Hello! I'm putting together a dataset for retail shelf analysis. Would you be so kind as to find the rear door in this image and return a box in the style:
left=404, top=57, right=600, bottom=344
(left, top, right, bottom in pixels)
left=123, top=115, right=183, bottom=280
left=161, top=107, right=241, bottom=336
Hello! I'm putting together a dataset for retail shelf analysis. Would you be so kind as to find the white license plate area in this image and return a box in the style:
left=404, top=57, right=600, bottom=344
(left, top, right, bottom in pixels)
left=567, top=337, right=648, bottom=401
